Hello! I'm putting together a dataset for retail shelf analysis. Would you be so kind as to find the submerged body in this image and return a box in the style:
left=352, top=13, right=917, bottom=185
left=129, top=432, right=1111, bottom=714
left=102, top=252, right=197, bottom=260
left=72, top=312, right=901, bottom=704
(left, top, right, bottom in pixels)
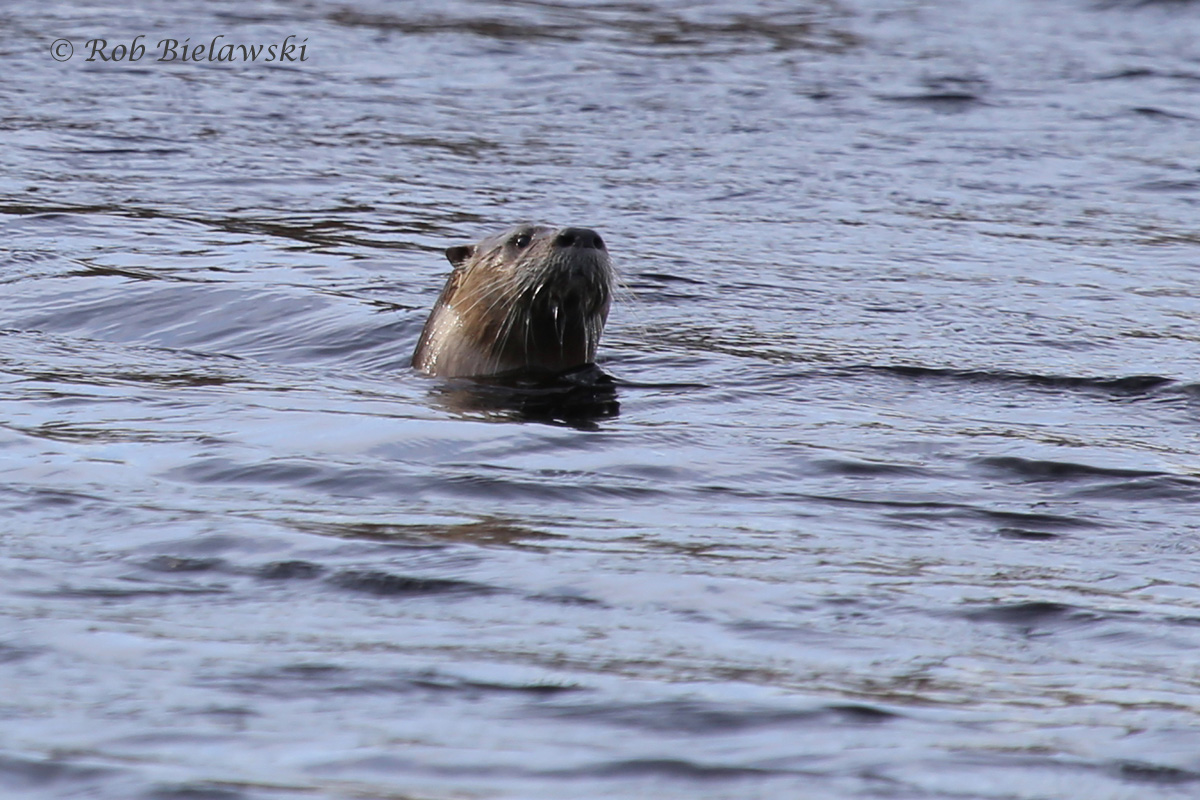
left=412, top=224, right=613, bottom=378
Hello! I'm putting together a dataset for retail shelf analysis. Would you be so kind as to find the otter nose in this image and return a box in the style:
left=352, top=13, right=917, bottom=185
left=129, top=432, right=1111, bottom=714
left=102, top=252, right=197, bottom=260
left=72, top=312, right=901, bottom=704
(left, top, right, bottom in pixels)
left=553, top=227, right=605, bottom=251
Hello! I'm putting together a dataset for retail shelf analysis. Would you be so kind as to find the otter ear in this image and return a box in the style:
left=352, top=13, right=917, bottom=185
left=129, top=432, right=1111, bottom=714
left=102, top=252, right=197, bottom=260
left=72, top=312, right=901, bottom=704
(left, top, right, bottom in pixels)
left=445, top=245, right=474, bottom=268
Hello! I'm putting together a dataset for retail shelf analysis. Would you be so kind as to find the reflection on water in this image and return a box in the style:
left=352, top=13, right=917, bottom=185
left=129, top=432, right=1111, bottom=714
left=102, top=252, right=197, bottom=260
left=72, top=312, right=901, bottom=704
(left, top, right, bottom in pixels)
left=4, top=0, right=1200, bottom=798
left=426, top=365, right=621, bottom=427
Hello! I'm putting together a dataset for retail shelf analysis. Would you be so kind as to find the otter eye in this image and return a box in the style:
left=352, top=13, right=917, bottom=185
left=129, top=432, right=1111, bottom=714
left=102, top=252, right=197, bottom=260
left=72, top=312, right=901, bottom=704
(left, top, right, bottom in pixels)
left=510, top=231, right=532, bottom=249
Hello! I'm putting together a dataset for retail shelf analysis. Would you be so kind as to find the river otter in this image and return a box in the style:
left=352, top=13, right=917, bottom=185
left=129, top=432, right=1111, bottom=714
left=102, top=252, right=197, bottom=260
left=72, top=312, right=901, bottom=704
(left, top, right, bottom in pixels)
left=412, top=224, right=613, bottom=378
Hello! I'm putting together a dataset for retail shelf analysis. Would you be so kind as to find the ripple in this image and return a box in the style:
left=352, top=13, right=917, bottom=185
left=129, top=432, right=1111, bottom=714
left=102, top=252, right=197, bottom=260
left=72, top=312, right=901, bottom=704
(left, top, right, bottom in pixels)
left=551, top=758, right=791, bottom=779
left=813, top=459, right=937, bottom=478
left=254, top=560, right=325, bottom=580
left=881, top=92, right=985, bottom=111
left=202, top=663, right=580, bottom=700
left=140, top=555, right=226, bottom=573
left=1069, top=476, right=1200, bottom=501
left=878, top=366, right=1174, bottom=397
left=979, top=456, right=1166, bottom=482
left=142, top=784, right=252, bottom=800
left=1117, top=760, right=1200, bottom=785
left=28, top=583, right=230, bottom=600
left=0, top=641, right=41, bottom=664
left=328, top=569, right=496, bottom=597
left=0, top=754, right=118, bottom=791
left=327, top=3, right=858, bottom=55
left=962, top=601, right=1127, bottom=632
left=535, top=699, right=899, bottom=733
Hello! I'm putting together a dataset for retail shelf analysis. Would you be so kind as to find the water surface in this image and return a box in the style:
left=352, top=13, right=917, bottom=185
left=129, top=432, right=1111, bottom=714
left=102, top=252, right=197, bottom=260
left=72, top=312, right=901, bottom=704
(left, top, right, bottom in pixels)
left=4, top=1, right=1200, bottom=798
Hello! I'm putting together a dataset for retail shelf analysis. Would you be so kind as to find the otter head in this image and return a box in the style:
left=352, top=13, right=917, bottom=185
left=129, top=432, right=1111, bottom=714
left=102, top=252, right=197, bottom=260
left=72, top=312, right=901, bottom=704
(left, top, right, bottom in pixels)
left=412, top=224, right=613, bottom=378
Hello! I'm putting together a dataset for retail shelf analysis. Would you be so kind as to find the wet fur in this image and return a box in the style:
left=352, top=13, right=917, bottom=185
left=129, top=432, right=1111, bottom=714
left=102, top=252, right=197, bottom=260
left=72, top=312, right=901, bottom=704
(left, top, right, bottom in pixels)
left=413, top=225, right=612, bottom=377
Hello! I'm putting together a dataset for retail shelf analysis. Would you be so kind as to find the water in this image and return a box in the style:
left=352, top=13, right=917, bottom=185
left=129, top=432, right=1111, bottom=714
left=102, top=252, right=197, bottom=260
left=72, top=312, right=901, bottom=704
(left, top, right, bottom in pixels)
left=4, top=1, right=1200, bottom=798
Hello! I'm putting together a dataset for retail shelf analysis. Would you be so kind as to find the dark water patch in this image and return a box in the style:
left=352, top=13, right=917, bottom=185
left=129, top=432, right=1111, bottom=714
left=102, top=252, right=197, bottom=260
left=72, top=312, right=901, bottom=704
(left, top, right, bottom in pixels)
left=979, top=456, right=1166, bottom=482
left=254, top=560, right=325, bottom=580
left=1116, top=761, right=1200, bottom=785
left=828, top=703, right=898, bottom=722
left=962, top=601, right=1129, bottom=633
left=0, top=642, right=41, bottom=664
left=328, top=569, right=495, bottom=598
left=1098, top=67, right=1200, bottom=81
left=976, top=508, right=1101, bottom=530
left=813, top=459, right=935, bottom=478
left=1131, top=107, right=1195, bottom=120
left=995, top=527, right=1064, bottom=541
left=428, top=364, right=620, bottom=428
left=0, top=753, right=118, bottom=791
left=535, top=699, right=898, bottom=733
left=965, top=601, right=1077, bottom=624
left=877, top=365, right=1174, bottom=398
left=881, top=93, right=984, bottom=111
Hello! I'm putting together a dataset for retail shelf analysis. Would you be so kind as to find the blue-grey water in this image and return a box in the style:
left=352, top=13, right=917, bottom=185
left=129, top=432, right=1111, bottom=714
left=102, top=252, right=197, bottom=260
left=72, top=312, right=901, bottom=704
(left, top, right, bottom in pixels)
left=4, top=1, right=1200, bottom=798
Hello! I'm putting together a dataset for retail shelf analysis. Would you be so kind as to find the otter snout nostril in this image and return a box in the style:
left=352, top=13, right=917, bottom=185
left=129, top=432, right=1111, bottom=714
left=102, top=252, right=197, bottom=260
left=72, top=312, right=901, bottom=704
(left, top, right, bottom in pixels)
left=553, top=227, right=605, bottom=251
